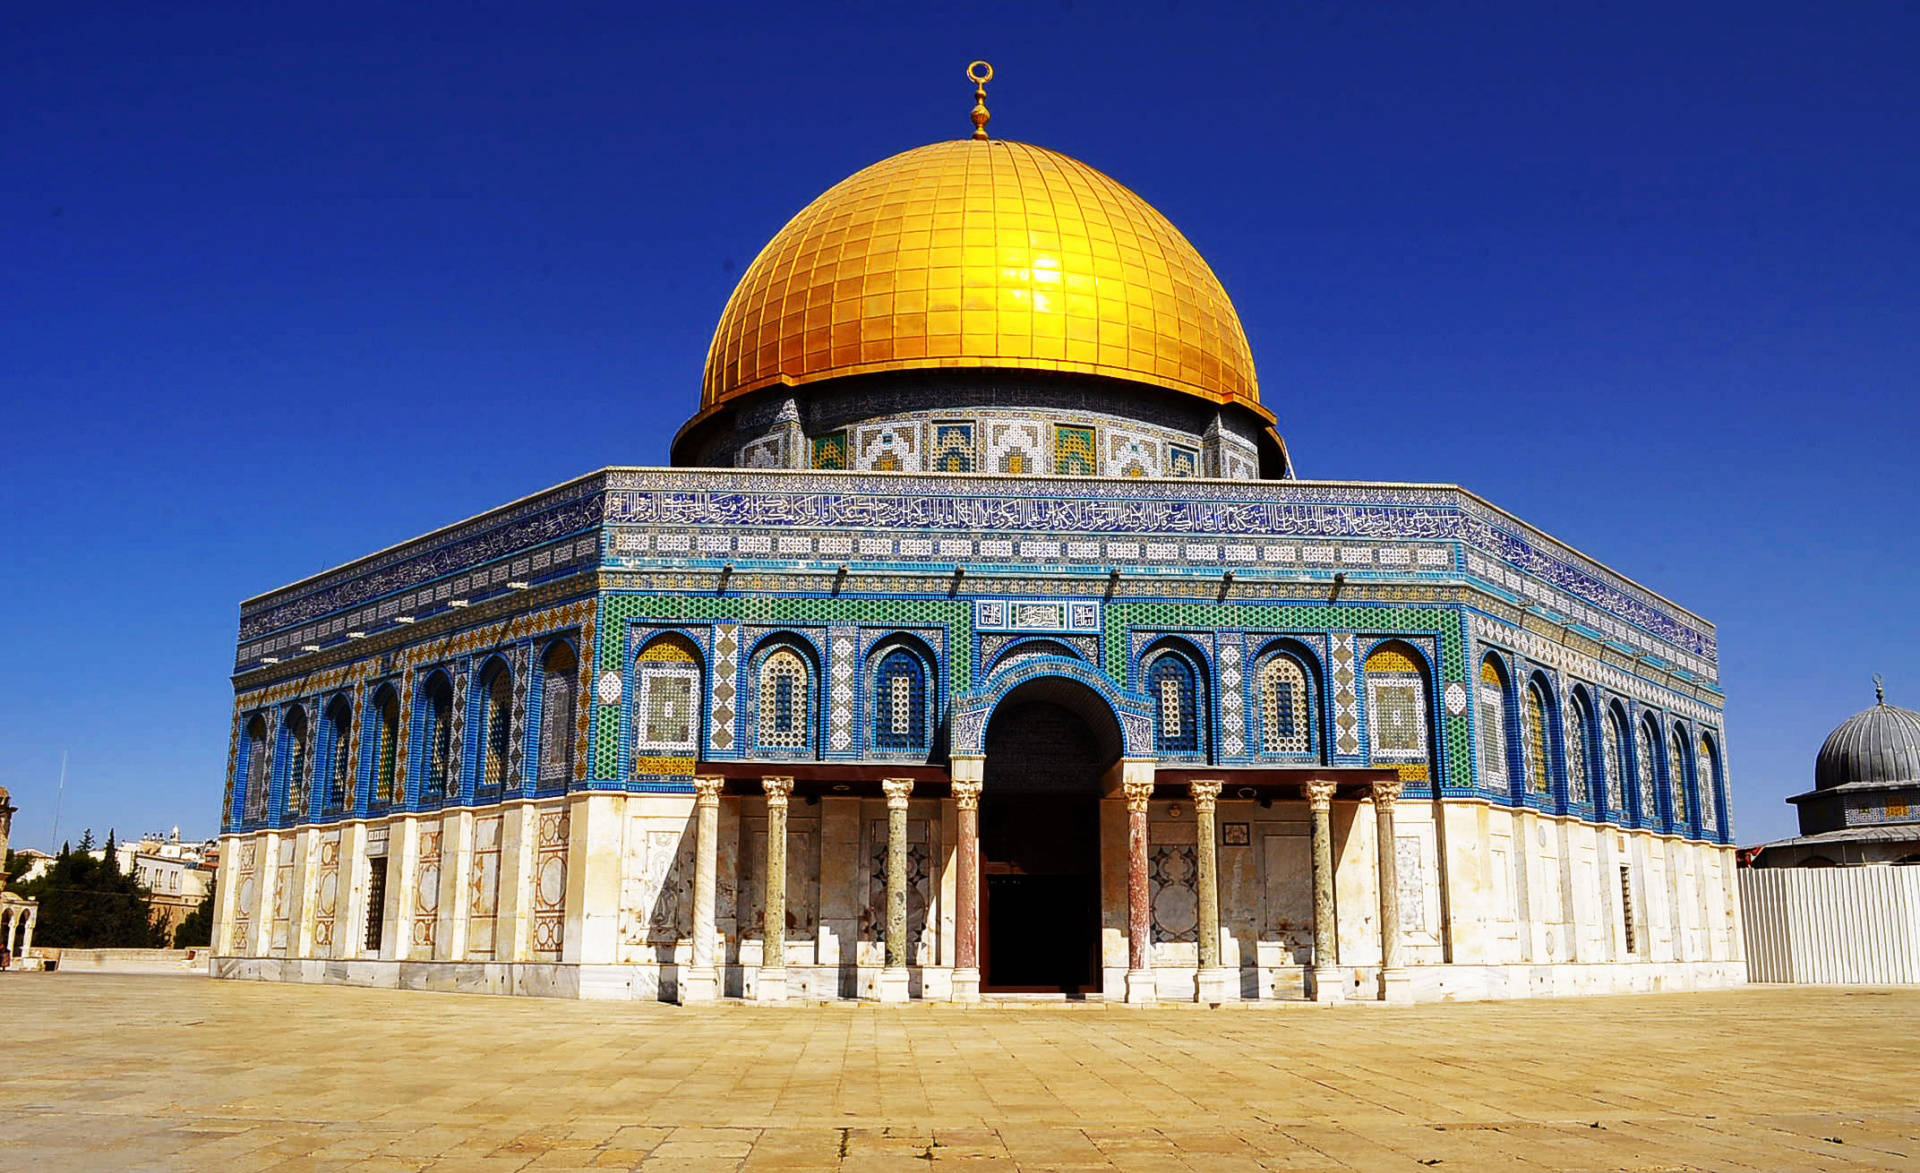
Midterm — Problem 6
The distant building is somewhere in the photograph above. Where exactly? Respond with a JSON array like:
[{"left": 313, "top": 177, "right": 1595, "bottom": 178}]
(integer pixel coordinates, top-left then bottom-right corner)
[
  {"left": 1749, "top": 681, "right": 1920, "bottom": 867},
  {"left": 91, "top": 830, "right": 216, "bottom": 942},
  {"left": 11, "top": 848, "right": 55, "bottom": 885},
  {"left": 1, "top": 787, "right": 40, "bottom": 961}
]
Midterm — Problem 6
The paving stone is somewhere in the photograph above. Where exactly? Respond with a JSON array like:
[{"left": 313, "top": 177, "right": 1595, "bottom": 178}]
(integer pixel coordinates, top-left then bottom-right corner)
[{"left": 5, "top": 976, "right": 1920, "bottom": 1171}]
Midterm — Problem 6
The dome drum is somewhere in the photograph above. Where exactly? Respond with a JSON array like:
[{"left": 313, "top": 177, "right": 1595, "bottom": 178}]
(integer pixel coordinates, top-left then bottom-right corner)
[{"left": 674, "top": 369, "right": 1285, "bottom": 478}]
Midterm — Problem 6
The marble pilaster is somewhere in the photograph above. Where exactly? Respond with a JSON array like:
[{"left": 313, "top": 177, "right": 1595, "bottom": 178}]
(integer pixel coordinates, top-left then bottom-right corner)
[
  {"left": 1372, "top": 778, "right": 1411, "bottom": 1003},
  {"left": 682, "top": 776, "right": 724, "bottom": 1003},
  {"left": 1189, "top": 780, "right": 1232, "bottom": 1004},
  {"left": 1123, "top": 772, "right": 1157, "bottom": 1005},
  {"left": 878, "top": 777, "right": 914, "bottom": 1002},
  {"left": 1307, "top": 779, "right": 1342, "bottom": 1003},
  {"left": 757, "top": 777, "right": 793, "bottom": 1003},
  {"left": 951, "top": 773, "right": 983, "bottom": 1002}
]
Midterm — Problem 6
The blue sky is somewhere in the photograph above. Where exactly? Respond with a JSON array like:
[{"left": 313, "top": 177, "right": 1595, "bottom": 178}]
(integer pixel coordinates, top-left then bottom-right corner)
[{"left": 4, "top": 1, "right": 1915, "bottom": 848}]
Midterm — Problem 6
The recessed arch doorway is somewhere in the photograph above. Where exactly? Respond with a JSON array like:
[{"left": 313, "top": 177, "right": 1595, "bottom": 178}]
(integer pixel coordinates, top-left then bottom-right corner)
[{"left": 980, "top": 675, "right": 1122, "bottom": 994}]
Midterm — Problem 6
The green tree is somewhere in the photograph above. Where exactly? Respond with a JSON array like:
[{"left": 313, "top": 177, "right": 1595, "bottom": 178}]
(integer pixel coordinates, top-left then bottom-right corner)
[
  {"left": 173, "top": 884, "right": 215, "bottom": 949},
  {"left": 13, "top": 832, "right": 163, "bottom": 949}
]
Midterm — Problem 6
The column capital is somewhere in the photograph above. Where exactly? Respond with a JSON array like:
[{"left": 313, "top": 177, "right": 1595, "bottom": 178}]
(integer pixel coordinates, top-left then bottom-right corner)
[
  {"left": 761, "top": 776, "right": 794, "bottom": 806},
  {"left": 1371, "top": 778, "right": 1404, "bottom": 807},
  {"left": 1187, "top": 779, "right": 1224, "bottom": 812},
  {"left": 693, "top": 776, "right": 725, "bottom": 805},
  {"left": 1304, "top": 778, "right": 1338, "bottom": 812},
  {"left": 951, "top": 778, "right": 983, "bottom": 810},
  {"left": 1123, "top": 777, "right": 1156, "bottom": 813},
  {"left": 882, "top": 777, "right": 915, "bottom": 809}
]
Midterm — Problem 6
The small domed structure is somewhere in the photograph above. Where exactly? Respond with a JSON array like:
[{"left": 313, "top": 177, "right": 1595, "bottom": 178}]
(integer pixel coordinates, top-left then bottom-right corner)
[
  {"left": 1814, "top": 681, "right": 1920, "bottom": 791},
  {"left": 1754, "top": 679, "right": 1920, "bottom": 867}
]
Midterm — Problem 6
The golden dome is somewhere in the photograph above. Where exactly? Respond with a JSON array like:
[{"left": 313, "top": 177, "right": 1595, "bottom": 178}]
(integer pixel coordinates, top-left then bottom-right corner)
[{"left": 698, "top": 139, "right": 1265, "bottom": 418}]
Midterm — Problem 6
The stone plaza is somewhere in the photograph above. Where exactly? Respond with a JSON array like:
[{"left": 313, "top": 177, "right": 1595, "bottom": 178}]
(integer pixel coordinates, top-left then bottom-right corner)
[{"left": 4, "top": 975, "right": 1917, "bottom": 1171}]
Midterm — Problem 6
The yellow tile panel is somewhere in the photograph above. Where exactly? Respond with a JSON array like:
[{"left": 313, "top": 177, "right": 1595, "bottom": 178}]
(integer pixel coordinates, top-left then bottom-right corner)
[{"left": 701, "top": 139, "right": 1261, "bottom": 413}]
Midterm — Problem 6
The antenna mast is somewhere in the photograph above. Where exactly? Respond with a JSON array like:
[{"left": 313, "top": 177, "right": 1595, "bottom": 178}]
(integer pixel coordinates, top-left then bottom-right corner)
[{"left": 50, "top": 750, "right": 68, "bottom": 848}]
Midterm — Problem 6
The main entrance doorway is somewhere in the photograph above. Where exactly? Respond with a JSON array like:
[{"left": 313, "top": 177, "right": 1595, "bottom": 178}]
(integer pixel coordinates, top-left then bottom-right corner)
[{"left": 980, "top": 683, "right": 1116, "bottom": 993}]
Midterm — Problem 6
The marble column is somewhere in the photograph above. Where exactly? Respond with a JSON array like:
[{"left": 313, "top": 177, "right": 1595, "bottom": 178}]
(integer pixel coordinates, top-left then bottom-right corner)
[
  {"left": 1307, "top": 778, "right": 1343, "bottom": 1003},
  {"left": 951, "top": 776, "right": 983, "bottom": 1002},
  {"left": 1373, "top": 778, "right": 1411, "bottom": 1003},
  {"left": 20, "top": 911, "right": 34, "bottom": 962},
  {"left": 681, "top": 776, "right": 724, "bottom": 1004},
  {"left": 1189, "top": 779, "right": 1232, "bottom": 1004},
  {"left": 879, "top": 778, "right": 914, "bottom": 1002},
  {"left": 757, "top": 776, "right": 793, "bottom": 1003},
  {"left": 1123, "top": 775, "right": 1158, "bottom": 1004}
]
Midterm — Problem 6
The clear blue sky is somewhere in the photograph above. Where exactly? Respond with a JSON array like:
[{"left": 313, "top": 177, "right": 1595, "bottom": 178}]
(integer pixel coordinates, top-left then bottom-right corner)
[{"left": 4, "top": 2, "right": 1915, "bottom": 849}]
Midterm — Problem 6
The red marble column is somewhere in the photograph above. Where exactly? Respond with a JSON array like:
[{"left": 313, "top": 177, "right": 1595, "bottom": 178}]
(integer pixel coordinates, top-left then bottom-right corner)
[
  {"left": 952, "top": 777, "right": 982, "bottom": 1001},
  {"left": 1123, "top": 776, "right": 1156, "bottom": 1002}
]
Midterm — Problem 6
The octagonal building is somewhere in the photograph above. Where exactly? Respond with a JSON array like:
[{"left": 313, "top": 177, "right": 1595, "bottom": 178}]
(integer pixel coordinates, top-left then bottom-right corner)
[{"left": 210, "top": 86, "right": 1743, "bottom": 1003}]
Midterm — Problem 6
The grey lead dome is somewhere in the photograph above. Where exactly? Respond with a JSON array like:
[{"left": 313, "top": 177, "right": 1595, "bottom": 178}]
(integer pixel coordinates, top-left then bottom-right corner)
[{"left": 1814, "top": 684, "right": 1920, "bottom": 790}]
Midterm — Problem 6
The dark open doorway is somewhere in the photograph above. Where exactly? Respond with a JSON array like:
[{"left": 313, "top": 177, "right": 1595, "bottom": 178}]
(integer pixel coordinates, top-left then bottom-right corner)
[{"left": 980, "top": 683, "right": 1117, "bottom": 994}]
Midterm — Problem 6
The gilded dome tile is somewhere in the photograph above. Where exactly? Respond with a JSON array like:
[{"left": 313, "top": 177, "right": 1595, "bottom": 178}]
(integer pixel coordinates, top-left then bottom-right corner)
[{"left": 699, "top": 139, "right": 1264, "bottom": 419}]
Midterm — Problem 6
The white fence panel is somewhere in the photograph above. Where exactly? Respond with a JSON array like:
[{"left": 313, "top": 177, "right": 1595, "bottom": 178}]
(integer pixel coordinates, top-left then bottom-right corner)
[{"left": 1739, "top": 867, "right": 1920, "bottom": 983}]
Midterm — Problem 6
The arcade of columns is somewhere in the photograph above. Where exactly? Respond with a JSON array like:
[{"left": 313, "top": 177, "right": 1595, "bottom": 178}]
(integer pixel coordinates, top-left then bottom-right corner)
[
  {"left": 0, "top": 903, "right": 37, "bottom": 962},
  {"left": 680, "top": 774, "right": 1411, "bottom": 1005}
]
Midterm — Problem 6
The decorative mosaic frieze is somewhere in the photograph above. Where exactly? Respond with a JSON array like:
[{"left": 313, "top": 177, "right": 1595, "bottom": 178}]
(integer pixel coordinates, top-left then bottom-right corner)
[
  {"left": 239, "top": 469, "right": 1717, "bottom": 688},
  {"left": 710, "top": 624, "right": 739, "bottom": 752},
  {"left": 980, "top": 632, "right": 1099, "bottom": 671},
  {"left": 1102, "top": 427, "right": 1162, "bottom": 478},
  {"left": 506, "top": 645, "right": 529, "bottom": 789},
  {"left": 1467, "top": 614, "right": 1722, "bottom": 728},
  {"left": 828, "top": 629, "right": 856, "bottom": 753},
  {"left": 853, "top": 421, "right": 922, "bottom": 472},
  {"left": 986, "top": 420, "right": 1044, "bottom": 474},
  {"left": 975, "top": 598, "right": 1101, "bottom": 633},
  {"left": 1218, "top": 638, "right": 1244, "bottom": 757},
  {"left": 739, "top": 432, "right": 787, "bottom": 470},
  {"left": 1330, "top": 633, "right": 1360, "bottom": 756}
]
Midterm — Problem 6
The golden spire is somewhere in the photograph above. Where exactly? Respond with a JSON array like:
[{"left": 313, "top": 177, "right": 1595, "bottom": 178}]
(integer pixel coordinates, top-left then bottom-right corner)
[{"left": 968, "top": 60, "right": 993, "bottom": 140}]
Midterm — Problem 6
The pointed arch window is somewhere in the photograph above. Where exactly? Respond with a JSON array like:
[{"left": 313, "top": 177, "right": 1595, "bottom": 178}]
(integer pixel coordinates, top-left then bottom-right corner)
[
  {"left": 1565, "top": 690, "right": 1594, "bottom": 805},
  {"left": 1260, "top": 655, "right": 1311, "bottom": 754},
  {"left": 1635, "top": 716, "right": 1660, "bottom": 825},
  {"left": 635, "top": 636, "right": 703, "bottom": 776},
  {"left": 1147, "top": 651, "right": 1202, "bottom": 755},
  {"left": 241, "top": 715, "right": 271, "bottom": 824},
  {"left": 420, "top": 674, "right": 454, "bottom": 801},
  {"left": 1603, "top": 704, "right": 1628, "bottom": 816},
  {"left": 322, "top": 697, "right": 353, "bottom": 814},
  {"left": 1365, "top": 642, "right": 1430, "bottom": 782},
  {"left": 1478, "top": 657, "right": 1510, "bottom": 790},
  {"left": 476, "top": 659, "right": 512, "bottom": 792},
  {"left": 1698, "top": 734, "right": 1722, "bottom": 836},
  {"left": 283, "top": 706, "right": 311, "bottom": 822},
  {"left": 537, "top": 642, "right": 578, "bottom": 787},
  {"left": 1668, "top": 726, "right": 1692, "bottom": 829},
  {"left": 759, "top": 648, "right": 811, "bottom": 750},
  {"left": 1523, "top": 681, "right": 1551, "bottom": 796},
  {"left": 873, "top": 648, "right": 928, "bottom": 752},
  {"left": 368, "top": 685, "right": 401, "bottom": 805}
]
